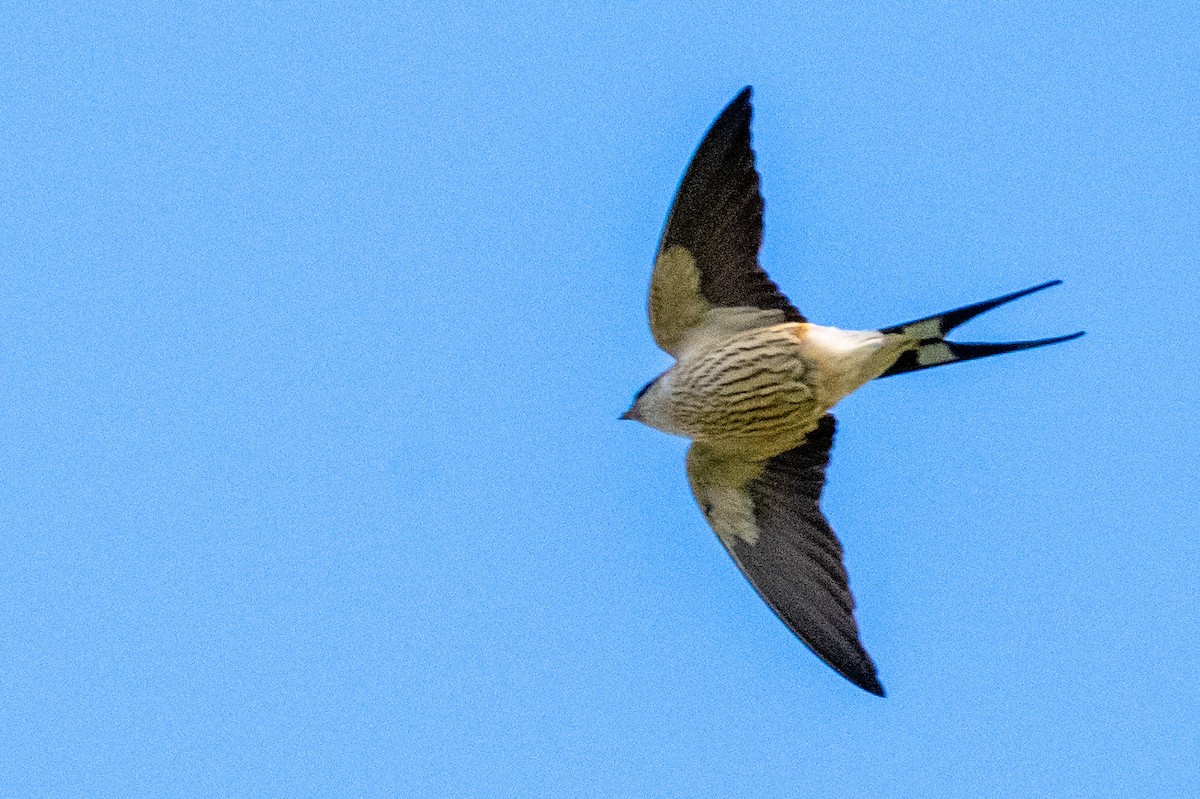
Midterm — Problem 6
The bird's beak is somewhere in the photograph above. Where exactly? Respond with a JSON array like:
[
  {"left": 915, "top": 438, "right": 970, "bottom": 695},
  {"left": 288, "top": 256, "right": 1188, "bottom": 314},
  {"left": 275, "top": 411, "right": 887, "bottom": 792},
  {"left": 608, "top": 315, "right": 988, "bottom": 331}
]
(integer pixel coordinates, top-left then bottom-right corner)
[{"left": 620, "top": 408, "right": 637, "bottom": 421}]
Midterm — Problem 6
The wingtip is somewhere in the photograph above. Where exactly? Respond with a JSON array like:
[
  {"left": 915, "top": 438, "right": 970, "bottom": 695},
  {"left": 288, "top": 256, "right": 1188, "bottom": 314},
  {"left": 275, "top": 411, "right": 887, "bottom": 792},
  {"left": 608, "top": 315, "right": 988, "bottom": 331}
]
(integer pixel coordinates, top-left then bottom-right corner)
[
  {"left": 849, "top": 669, "right": 886, "bottom": 697},
  {"left": 724, "top": 86, "right": 753, "bottom": 118}
]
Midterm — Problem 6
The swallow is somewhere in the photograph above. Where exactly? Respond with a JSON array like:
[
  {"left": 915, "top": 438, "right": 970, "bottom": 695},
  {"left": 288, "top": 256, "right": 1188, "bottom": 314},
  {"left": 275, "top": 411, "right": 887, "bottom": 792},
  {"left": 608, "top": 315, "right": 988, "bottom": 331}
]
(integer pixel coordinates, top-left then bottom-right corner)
[{"left": 623, "top": 87, "right": 1082, "bottom": 696}]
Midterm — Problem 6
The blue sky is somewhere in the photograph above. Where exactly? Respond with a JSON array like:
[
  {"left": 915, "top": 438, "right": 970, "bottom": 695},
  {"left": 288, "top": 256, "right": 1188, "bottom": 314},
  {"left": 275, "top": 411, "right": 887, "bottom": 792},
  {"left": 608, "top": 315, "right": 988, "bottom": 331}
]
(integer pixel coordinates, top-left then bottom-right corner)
[{"left": 2, "top": 2, "right": 1198, "bottom": 797}]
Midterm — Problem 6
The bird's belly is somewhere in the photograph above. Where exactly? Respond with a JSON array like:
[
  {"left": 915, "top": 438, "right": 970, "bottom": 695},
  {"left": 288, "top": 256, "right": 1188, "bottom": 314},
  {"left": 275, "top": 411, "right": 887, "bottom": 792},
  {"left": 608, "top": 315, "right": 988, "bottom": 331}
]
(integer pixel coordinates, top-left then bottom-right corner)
[{"left": 668, "top": 334, "right": 823, "bottom": 459}]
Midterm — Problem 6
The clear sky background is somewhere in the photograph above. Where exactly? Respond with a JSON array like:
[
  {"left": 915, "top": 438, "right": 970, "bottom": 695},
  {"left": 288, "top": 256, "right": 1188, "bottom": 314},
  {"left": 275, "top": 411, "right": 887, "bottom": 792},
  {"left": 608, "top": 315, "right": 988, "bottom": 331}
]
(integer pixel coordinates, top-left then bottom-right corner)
[{"left": 2, "top": 2, "right": 1198, "bottom": 797}]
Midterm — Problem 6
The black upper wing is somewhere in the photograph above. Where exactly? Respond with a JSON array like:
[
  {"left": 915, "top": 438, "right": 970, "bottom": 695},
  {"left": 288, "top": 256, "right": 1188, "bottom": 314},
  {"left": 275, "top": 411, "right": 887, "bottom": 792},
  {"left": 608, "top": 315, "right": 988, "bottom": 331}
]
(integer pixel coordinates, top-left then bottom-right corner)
[{"left": 649, "top": 88, "right": 804, "bottom": 353}]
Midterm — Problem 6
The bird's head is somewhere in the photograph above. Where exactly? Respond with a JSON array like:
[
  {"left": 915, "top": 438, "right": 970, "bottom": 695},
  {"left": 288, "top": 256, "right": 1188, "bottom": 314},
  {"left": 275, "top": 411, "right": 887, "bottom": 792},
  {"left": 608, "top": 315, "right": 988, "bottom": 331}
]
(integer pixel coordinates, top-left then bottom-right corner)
[{"left": 621, "top": 374, "right": 670, "bottom": 428}]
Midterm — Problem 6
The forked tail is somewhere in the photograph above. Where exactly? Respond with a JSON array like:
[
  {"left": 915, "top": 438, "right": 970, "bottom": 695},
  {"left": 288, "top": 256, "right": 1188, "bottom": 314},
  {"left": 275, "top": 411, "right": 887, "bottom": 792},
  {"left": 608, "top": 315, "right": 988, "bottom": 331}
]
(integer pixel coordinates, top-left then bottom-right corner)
[{"left": 878, "top": 280, "right": 1084, "bottom": 378}]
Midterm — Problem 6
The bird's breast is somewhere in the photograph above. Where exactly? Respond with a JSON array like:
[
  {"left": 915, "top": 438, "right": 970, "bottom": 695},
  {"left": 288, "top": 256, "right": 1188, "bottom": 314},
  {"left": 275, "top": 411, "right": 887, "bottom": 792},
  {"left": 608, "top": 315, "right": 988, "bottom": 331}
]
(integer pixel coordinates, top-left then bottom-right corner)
[{"left": 666, "top": 325, "right": 824, "bottom": 458}]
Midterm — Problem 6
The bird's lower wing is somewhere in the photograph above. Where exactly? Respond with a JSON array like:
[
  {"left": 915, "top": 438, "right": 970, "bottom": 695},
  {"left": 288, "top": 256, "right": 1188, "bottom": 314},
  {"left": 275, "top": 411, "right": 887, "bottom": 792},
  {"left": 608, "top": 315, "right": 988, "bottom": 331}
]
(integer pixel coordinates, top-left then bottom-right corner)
[{"left": 685, "top": 415, "right": 883, "bottom": 696}]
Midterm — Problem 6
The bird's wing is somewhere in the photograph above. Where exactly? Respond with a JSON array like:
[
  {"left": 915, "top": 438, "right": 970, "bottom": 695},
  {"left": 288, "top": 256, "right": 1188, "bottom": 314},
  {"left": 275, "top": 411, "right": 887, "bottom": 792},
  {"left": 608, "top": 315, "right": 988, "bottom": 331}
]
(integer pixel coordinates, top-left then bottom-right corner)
[
  {"left": 685, "top": 415, "right": 883, "bottom": 695},
  {"left": 649, "top": 87, "right": 804, "bottom": 356}
]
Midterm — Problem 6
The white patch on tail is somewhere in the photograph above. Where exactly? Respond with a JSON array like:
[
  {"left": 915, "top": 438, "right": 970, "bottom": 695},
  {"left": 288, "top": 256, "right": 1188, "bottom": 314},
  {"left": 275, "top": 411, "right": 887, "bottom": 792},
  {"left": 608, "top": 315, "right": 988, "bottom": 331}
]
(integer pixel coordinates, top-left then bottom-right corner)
[
  {"left": 917, "top": 341, "right": 956, "bottom": 367},
  {"left": 902, "top": 318, "right": 945, "bottom": 340}
]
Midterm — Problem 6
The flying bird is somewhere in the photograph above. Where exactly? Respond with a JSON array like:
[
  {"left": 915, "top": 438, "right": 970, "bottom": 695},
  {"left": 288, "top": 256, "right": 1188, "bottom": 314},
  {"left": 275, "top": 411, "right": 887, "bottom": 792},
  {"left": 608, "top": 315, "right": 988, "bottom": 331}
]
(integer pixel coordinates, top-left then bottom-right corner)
[{"left": 623, "top": 87, "right": 1082, "bottom": 696}]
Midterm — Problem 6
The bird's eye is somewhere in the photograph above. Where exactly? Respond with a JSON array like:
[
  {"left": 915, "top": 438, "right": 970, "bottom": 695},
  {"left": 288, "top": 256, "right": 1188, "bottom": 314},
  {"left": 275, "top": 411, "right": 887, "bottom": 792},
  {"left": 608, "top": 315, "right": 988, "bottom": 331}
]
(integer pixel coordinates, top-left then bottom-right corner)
[{"left": 633, "top": 378, "right": 657, "bottom": 402}]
